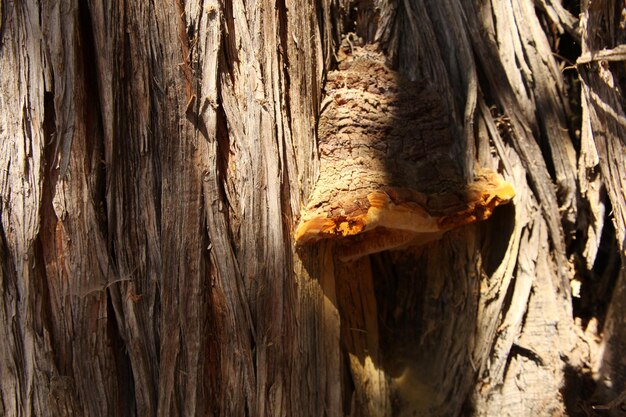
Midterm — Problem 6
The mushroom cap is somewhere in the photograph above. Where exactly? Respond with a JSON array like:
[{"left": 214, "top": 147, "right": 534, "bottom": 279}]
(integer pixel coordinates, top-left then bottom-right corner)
[
  {"left": 295, "top": 169, "right": 515, "bottom": 246},
  {"left": 295, "top": 44, "right": 515, "bottom": 259}
]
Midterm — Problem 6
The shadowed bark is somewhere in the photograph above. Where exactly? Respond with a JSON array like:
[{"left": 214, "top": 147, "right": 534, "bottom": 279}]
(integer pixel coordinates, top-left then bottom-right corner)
[{"left": 0, "top": 1, "right": 623, "bottom": 416}]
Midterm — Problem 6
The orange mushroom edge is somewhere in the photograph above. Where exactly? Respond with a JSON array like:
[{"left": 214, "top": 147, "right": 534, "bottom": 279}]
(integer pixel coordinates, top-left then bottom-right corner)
[{"left": 294, "top": 168, "right": 515, "bottom": 252}]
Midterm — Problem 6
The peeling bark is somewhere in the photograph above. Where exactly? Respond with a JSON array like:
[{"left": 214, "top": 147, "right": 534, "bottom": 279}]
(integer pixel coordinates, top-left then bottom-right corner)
[
  {"left": 0, "top": 1, "right": 623, "bottom": 416},
  {"left": 578, "top": 1, "right": 626, "bottom": 413}
]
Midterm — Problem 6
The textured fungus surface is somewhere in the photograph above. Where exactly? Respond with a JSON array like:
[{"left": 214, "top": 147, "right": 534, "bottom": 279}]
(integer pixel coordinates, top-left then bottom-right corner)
[{"left": 296, "top": 44, "right": 515, "bottom": 260}]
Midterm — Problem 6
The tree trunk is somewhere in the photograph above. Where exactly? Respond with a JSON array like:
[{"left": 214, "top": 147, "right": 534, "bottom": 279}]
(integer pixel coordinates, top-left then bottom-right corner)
[
  {"left": 0, "top": 1, "right": 623, "bottom": 416},
  {"left": 577, "top": 1, "right": 626, "bottom": 414}
]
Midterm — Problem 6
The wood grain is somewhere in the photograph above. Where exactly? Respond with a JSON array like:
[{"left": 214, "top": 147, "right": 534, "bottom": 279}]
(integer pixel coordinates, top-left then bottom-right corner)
[{"left": 0, "top": 1, "right": 620, "bottom": 416}]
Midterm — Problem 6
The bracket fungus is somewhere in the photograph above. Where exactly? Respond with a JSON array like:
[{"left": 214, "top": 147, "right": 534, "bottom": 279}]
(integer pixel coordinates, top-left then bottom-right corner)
[{"left": 295, "top": 43, "right": 515, "bottom": 261}]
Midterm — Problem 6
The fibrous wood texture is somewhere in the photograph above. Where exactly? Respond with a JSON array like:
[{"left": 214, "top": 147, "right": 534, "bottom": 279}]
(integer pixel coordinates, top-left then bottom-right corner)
[
  {"left": 0, "top": 0, "right": 623, "bottom": 417},
  {"left": 0, "top": 0, "right": 332, "bottom": 416},
  {"left": 578, "top": 1, "right": 626, "bottom": 412}
]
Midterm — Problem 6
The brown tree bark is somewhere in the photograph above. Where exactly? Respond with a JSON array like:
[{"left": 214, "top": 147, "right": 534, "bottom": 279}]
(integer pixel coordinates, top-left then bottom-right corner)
[
  {"left": 577, "top": 2, "right": 626, "bottom": 415},
  {"left": 0, "top": 1, "right": 623, "bottom": 416}
]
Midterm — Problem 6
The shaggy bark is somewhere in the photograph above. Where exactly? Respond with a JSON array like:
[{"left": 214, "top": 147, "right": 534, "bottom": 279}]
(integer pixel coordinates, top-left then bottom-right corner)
[
  {"left": 0, "top": 1, "right": 622, "bottom": 416},
  {"left": 577, "top": 1, "right": 626, "bottom": 414}
]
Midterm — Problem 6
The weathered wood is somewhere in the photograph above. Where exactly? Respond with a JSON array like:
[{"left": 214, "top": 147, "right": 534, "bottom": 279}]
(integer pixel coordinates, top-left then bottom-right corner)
[
  {"left": 578, "top": 0, "right": 626, "bottom": 411},
  {"left": 1, "top": 0, "right": 623, "bottom": 416}
]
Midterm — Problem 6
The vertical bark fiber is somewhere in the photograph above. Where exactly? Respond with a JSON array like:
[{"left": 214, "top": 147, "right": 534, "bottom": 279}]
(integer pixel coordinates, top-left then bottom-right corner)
[
  {"left": 578, "top": 1, "right": 626, "bottom": 413},
  {"left": 0, "top": 1, "right": 623, "bottom": 416}
]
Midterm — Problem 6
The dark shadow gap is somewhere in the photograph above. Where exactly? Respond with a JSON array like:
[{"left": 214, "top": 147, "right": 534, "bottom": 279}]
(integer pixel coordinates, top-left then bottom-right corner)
[{"left": 575, "top": 199, "right": 620, "bottom": 331}]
